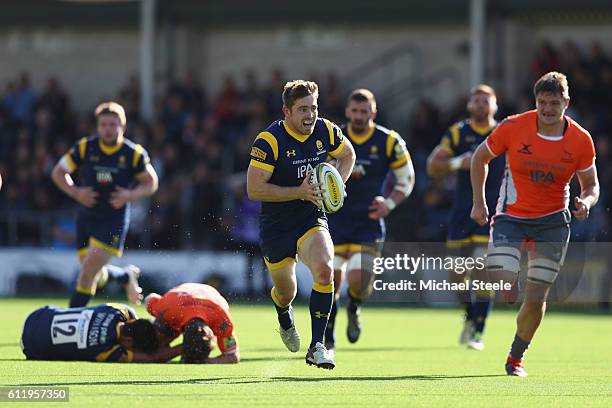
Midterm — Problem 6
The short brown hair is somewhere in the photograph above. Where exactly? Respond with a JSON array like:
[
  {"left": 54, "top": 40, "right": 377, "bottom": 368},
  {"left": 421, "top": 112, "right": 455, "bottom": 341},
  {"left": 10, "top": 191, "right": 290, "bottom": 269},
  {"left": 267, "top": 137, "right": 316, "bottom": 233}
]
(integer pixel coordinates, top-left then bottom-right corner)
[
  {"left": 470, "top": 84, "right": 496, "bottom": 99},
  {"left": 533, "top": 72, "right": 569, "bottom": 99},
  {"left": 348, "top": 88, "right": 377, "bottom": 111},
  {"left": 95, "top": 101, "right": 127, "bottom": 126},
  {"left": 282, "top": 80, "right": 318, "bottom": 109},
  {"left": 181, "top": 319, "right": 213, "bottom": 364},
  {"left": 122, "top": 319, "right": 159, "bottom": 354}
]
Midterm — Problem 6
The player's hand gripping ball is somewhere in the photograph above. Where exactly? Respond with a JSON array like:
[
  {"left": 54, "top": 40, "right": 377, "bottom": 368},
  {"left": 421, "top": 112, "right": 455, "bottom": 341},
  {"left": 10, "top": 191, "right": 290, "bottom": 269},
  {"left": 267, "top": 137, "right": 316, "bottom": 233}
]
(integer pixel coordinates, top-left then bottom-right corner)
[{"left": 309, "top": 162, "right": 345, "bottom": 213}]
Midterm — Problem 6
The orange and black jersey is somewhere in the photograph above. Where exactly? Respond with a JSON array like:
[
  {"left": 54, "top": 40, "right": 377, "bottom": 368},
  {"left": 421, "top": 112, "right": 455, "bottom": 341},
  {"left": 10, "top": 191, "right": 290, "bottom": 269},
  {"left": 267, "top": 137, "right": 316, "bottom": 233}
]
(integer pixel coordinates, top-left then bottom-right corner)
[{"left": 62, "top": 136, "right": 150, "bottom": 217}]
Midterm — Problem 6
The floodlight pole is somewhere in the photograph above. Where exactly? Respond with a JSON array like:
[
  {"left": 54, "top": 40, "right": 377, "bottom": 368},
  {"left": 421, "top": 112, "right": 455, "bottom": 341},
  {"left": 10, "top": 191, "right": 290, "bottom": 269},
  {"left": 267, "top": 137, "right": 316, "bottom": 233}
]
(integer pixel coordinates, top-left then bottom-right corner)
[
  {"left": 469, "top": 0, "right": 485, "bottom": 87},
  {"left": 140, "top": 0, "right": 156, "bottom": 121}
]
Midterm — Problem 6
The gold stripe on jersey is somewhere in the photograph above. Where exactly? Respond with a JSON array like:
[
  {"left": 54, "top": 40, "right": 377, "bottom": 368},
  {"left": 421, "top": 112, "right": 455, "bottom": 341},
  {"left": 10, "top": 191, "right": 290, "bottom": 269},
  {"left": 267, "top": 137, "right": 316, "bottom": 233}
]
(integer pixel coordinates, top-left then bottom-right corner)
[
  {"left": 470, "top": 122, "right": 495, "bottom": 136},
  {"left": 450, "top": 124, "right": 460, "bottom": 149},
  {"left": 390, "top": 155, "right": 409, "bottom": 169},
  {"left": 329, "top": 139, "right": 345, "bottom": 157},
  {"left": 439, "top": 137, "right": 454, "bottom": 154},
  {"left": 96, "top": 345, "right": 121, "bottom": 362},
  {"left": 98, "top": 136, "right": 124, "bottom": 156},
  {"left": 282, "top": 121, "right": 310, "bottom": 143},
  {"left": 250, "top": 159, "right": 274, "bottom": 172},
  {"left": 64, "top": 153, "right": 77, "bottom": 172},
  {"left": 132, "top": 144, "right": 144, "bottom": 168},
  {"left": 347, "top": 125, "right": 375, "bottom": 145},
  {"left": 78, "top": 137, "right": 88, "bottom": 160},
  {"left": 323, "top": 118, "right": 335, "bottom": 146},
  {"left": 255, "top": 132, "right": 279, "bottom": 161},
  {"left": 386, "top": 131, "right": 400, "bottom": 158},
  {"left": 107, "top": 303, "right": 132, "bottom": 319}
]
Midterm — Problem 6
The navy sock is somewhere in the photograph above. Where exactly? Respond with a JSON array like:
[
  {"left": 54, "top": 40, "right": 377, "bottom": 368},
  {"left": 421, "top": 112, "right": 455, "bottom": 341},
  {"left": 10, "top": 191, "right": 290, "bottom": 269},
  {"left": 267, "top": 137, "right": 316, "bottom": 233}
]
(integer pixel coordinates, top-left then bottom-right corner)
[
  {"left": 325, "top": 297, "right": 338, "bottom": 346},
  {"left": 347, "top": 289, "right": 361, "bottom": 314},
  {"left": 509, "top": 334, "right": 530, "bottom": 360},
  {"left": 465, "top": 301, "right": 475, "bottom": 321},
  {"left": 70, "top": 287, "right": 93, "bottom": 307},
  {"left": 460, "top": 288, "right": 475, "bottom": 321},
  {"left": 310, "top": 283, "right": 334, "bottom": 348},
  {"left": 473, "top": 298, "right": 494, "bottom": 334},
  {"left": 105, "top": 265, "right": 129, "bottom": 285},
  {"left": 271, "top": 287, "right": 293, "bottom": 330}
]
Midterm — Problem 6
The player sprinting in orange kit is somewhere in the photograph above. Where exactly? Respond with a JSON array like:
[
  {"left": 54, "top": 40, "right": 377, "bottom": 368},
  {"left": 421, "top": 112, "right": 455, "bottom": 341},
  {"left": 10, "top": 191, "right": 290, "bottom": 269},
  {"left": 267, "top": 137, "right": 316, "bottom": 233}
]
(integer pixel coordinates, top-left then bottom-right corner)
[
  {"left": 145, "top": 283, "right": 240, "bottom": 364},
  {"left": 470, "top": 72, "right": 599, "bottom": 376}
]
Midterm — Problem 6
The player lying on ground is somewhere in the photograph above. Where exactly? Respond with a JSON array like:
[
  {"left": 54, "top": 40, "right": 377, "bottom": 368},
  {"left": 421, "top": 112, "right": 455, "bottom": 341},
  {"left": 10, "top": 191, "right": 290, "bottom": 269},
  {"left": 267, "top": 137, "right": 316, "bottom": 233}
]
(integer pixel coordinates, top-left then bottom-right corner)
[
  {"left": 21, "top": 303, "right": 181, "bottom": 362},
  {"left": 145, "top": 283, "right": 240, "bottom": 364}
]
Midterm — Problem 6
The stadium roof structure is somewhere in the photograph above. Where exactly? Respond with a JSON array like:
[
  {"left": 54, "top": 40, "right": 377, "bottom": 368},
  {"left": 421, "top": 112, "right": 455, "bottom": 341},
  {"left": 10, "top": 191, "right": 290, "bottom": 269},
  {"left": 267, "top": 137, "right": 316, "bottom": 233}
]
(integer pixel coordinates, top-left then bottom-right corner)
[{"left": 2, "top": 0, "right": 612, "bottom": 27}]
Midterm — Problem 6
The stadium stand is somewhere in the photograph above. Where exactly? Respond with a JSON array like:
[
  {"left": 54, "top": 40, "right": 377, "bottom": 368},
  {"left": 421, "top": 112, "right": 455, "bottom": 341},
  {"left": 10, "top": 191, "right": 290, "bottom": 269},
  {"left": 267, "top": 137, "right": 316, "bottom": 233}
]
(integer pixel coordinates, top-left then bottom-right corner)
[{"left": 0, "top": 40, "right": 610, "bottom": 254}]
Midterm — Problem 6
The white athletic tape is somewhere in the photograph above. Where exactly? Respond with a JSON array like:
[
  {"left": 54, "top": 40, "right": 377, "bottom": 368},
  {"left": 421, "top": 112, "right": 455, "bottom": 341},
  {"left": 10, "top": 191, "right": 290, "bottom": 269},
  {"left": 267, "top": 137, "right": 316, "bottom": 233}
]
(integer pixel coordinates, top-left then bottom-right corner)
[
  {"left": 471, "top": 245, "right": 488, "bottom": 260},
  {"left": 527, "top": 258, "right": 559, "bottom": 284},
  {"left": 347, "top": 252, "right": 376, "bottom": 273},
  {"left": 485, "top": 246, "right": 521, "bottom": 274},
  {"left": 58, "top": 156, "right": 73, "bottom": 172},
  {"left": 391, "top": 163, "right": 414, "bottom": 195},
  {"left": 333, "top": 255, "right": 347, "bottom": 274}
]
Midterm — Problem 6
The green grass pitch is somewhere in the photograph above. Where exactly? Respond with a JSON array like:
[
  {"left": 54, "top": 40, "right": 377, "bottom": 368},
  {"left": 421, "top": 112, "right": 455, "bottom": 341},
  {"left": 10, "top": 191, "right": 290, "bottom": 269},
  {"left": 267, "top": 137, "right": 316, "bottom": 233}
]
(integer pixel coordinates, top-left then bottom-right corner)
[{"left": 1, "top": 298, "right": 611, "bottom": 407}]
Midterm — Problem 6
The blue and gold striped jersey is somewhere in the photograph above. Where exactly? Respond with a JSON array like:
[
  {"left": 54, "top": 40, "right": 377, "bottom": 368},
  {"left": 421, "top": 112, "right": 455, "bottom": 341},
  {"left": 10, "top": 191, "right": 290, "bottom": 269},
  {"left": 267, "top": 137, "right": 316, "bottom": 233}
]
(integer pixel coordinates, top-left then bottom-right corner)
[
  {"left": 333, "top": 124, "right": 409, "bottom": 218},
  {"left": 62, "top": 136, "right": 150, "bottom": 217},
  {"left": 438, "top": 119, "right": 505, "bottom": 239},
  {"left": 249, "top": 118, "right": 345, "bottom": 240},
  {"left": 22, "top": 303, "right": 137, "bottom": 362}
]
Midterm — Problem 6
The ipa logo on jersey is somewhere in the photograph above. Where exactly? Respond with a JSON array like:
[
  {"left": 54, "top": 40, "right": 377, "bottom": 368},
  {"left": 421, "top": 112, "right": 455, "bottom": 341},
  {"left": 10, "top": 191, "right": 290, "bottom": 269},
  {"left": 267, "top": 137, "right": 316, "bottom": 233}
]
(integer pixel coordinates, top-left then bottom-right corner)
[
  {"left": 96, "top": 170, "right": 113, "bottom": 184},
  {"left": 310, "top": 162, "right": 345, "bottom": 213}
]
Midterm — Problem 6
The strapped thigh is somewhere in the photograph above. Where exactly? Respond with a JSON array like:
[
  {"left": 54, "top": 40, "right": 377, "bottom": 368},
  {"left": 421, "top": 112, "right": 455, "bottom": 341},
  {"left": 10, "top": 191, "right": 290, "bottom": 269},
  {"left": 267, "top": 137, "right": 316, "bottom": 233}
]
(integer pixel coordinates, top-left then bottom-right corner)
[
  {"left": 485, "top": 245, "right": 521, "bottom": 274},
  {"left": 527, "top": 258, "right": 559, "bottom": 285}
]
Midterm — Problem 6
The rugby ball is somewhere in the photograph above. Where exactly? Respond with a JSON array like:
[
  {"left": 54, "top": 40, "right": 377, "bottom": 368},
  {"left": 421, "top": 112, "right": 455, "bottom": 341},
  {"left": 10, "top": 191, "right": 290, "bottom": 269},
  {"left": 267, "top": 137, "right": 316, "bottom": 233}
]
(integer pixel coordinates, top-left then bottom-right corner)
[{"left": 310, "top": 162, "right": 345, "bottom": 213}]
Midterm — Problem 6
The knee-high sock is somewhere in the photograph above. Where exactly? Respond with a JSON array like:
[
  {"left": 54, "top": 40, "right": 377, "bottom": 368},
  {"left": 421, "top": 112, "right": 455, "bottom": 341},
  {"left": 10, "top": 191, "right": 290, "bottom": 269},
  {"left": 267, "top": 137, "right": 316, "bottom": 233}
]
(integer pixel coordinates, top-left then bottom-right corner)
[
  {"left": 460, "top": 289, "right": 475, "bottom": 321},
  {"left": 310, "top": 282, "right": 334, "bottom": 348},
  {"left": 325, "top": 297, "right": 338, "bottom": 346},
  {"left": 347, "top": 288, "right": 362, "bottom": 314},
  {"left": 105, "top": 265, "right": 129, "bottom": 285},
  {"left": 472, "top": 297, "right": 494, "bottom": 334},
  {"left": 271, "top": 287, "right": 294, "bottom": 330},
  {"left": 509, "top": 334, "right": 530, "bottom": 360},
  {"left": 70, "top": 285, "right": 95, "bottom": 307}
]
